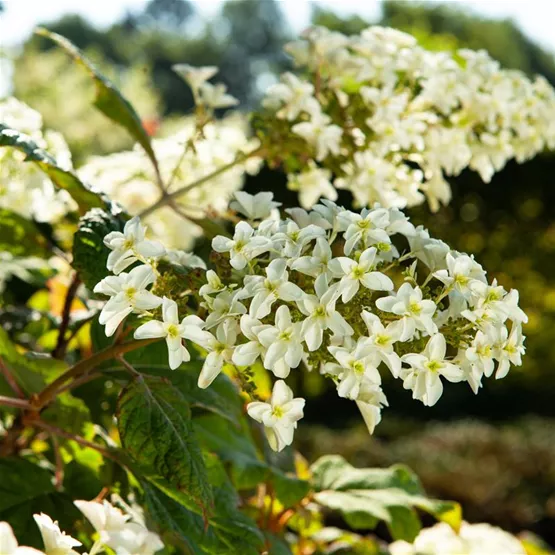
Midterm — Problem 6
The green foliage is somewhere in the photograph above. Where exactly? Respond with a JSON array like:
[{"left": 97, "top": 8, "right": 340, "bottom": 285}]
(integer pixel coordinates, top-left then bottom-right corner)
[
  {"left": 35, "top": 28, "right": 162, "bottom": 179},
  {"left": 0, "top": 209, "right": 50, "bottom": 258},
  {"left": 117, "top": 375, "right": 213, "bottom": 511},
  {"left": 72, "top": 207, "right": 126, "bottom": 291},
  {"left": 310, "top": 455, "right": 461, "bottom": 542},
  {"left": 0, "top": 124, "right": 104, "bottom": 213}
]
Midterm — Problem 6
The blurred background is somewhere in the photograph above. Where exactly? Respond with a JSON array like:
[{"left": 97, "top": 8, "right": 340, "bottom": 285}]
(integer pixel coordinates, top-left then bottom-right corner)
[{"left": 1, "top": 0, "right": 555, "bottom": 546}]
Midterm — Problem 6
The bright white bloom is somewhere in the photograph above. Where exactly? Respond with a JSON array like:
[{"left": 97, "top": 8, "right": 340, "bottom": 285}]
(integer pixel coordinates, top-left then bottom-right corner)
[
  {"left": 258, "top": 305, "right": 304, "bottom": 378},
  {"left": 376, "top": 283, "right": 438, "bottom": 341},
  {"left": 232, "top": 315, "right": 270, "bottom": 367},
  {"left": 33, "top": 514, "right": 81, "bottom": 555},
  {"left": 465, "top": 329, "right": 497, "bottom": 378},
  {"left": 247, "top": 380, "right": 305, "bottom": 452},
  {"left": 361, "top": 311, "right": 402, "bottom": 377},
  {"left": 401, "top": 334, "right": 463, "bottom": 406},
  {"left": 433, "top": 252, "right": 487, "bottom": 298},
  {"left": 183, "top": 320, "right": 237, "bottom": 388},
  {"left": 356, "top": 379, "right": 389, "bottom": 434},
  {"left": 203, "top": 290, "right": 247, "bottom": 332},
  {"left": 198, "top": 82, "right": 239, "bottom": 109},
  {"left": 230, "top": 191, "right": 281, "bottom": 220},
  {"left": 94, "top": 265, "right": 162, "bottom": 336},
  {"left": 493, "top": 324, "right": 525, "bottom": 379},
  {"left": 329, "top": 247, "right": 393, "bottom": 303},
  {"left": 299, "top": 275, "right": 353, "bottom": 351},
  {"left": 212, "top": 221, "right": 272, "bottom": 270},
  {"left": 0, "top": 521, "right": 44, "bottom": 555},
  {"left": 274, "top": 220, "right": 326, "bottom": 258},
  {"left": 262, "top": 72, "right": 320, "bottom": 120},
  {"left": 292, "top": 115, "right": 343, "bottom": 161},
  {"left": 199, "top": 270, "right": 227, "bottom": 296},
  {"left": 327, "top": 339, "right": 381, "bottom": 399},
  {"left": 389, "top": 521, "right": 525, "bottom": 555},
  {"left": 290, "top": 237, "right": 333, "bottom": 279},
  {"left": 165, "top": 250, "right": 206, "bottom": 269},
  {"left": 74, "top": 500, "right": 163, "bottom": 555},
  {"left": 134, "top": 297, "right": 204, "bottom": 370},
  {"left": 104, "top": 216, "right": 165, "bottom": 275},
  {"left": 243, "top": 258, "right": 304, "bottom": 319}
]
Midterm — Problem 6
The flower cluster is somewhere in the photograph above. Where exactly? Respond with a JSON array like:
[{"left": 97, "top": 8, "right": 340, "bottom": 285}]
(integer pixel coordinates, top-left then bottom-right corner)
[
  {"left": 0, "top": 97, "right": 76, "bottom": 223},
  {"left": 389, "top": 521, "right": 525, "bottom": 555},
  {"left": 260, "top": 26, "right": 555, "bottom": 211},
  {"left": 78, "top": 113, "right": 261, "bottom": 250},
  {"left": 0, "top": 497, "right": 162, "bottom": 555},
  {"left": 95, "top": 192, "right": 526, "bottom": 451}
]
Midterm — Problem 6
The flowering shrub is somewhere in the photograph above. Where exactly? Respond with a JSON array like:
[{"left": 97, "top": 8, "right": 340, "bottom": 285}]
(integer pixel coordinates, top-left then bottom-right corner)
[{"left": 0, "top": 25, "right": 537, "bottom": 554}]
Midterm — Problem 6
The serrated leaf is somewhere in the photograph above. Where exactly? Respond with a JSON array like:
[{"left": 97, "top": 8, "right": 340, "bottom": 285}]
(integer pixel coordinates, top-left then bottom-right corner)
[
  {"left": 0, "top": 209, "right": 50, "bottom": 258},
  {"left": 117, "top": 375, "right": 212, "bottom": 511},
  {"left": 36, "top": 28, "right": 161, "bottom": 183},
  {"left": 0, "top": 124, "right": 104, "bottom": 213},
  {"left": 311, "top": 455, "right": 461, "bottom": 542}
]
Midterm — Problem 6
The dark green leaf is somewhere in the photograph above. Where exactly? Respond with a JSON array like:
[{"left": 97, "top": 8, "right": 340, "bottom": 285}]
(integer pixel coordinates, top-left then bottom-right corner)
[
  {"left": 72, "top": 208, "right": 127, "bottom": 291},
  {"left": 0, "top": 124, "right": 104, "bottom": 213},
  {"left": 117, "top": 375, "right": 212, "bottom": 511},
  {"left": 36, "top": 28, "right": 161, "bottom": 182},
  {"left": 0, "top": 209, "right": 50, "bottom": 257}
]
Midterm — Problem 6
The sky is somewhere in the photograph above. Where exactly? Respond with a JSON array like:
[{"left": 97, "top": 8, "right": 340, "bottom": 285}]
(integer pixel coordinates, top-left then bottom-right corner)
[{"left": 1, "top": 0, "right": 555, "bottom": 94}]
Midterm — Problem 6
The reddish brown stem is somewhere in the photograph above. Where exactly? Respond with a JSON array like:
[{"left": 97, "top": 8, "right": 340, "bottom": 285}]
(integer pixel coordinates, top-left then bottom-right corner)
[
  {"left": 0, "top": 396, "right": 36, "bottom": 410},
  {"left": 0, "top": 356, "right": 25, "bottom": 399},
  {"left": 53, "top": 273, "right": 81, "bottom": 359}
]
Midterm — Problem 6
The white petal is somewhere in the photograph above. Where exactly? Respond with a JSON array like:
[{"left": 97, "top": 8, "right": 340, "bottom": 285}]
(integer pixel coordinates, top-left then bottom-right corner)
[
  {"left": 198, "top": 352, "right": 223, "bottom": 388},
  {"left": 134, "top": 320, "right": 166, "bottom": 340},
  {"left": 133, "top": 291, "right": 163, "bottom": 311},
  {"left": 136, "top": 240, "right": 165, "bottom": 258}
]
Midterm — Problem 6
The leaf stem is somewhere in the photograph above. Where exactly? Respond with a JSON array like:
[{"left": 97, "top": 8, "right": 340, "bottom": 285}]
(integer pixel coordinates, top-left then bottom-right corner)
[
  {"left": 139, "top": 147, "right": 262, "bottom": 218},
  {"left": 0, "top": 355, "right": 26, "bottom": 399}
]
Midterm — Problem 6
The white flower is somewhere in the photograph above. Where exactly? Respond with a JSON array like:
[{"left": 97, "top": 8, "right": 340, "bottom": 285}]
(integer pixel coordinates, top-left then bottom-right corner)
[
  {"left": 299, "top": 275, "right": 353, "bottom": 351},
  {"left": 262, "top": 72, "right": 320, "bottom": 120},
  {"left": 165, "top": 250, "right": 206, "bottom": 269},
  {"left": 401, "top": 334, "right": 463, "bottom": 406},
  {"left": 134, "top": 297, "right": 204, "bottom": 370},
  {"left": 183, "top": 320, "right": 236, "bottom": 388},
  {"left": 94, "top": 265, "right": 162, "bottom": 336},
  {"left": 327, "top": 339, "right": 381, "bottom": 399},
  {"left": 329, "top": 247, "right": 393, "bottom": 303},
  {"left": 408, "top": 226, "right": 450, "bottom": 271},
  {"left": 290, "top": 237, "right": 333, "bottom": 279},
  {"left": 231, "top": 315, "right": 270, "bottom": 367},
  {"left": 338, "top": 207, "right": 390, "bottom": 255},
  {"left": 465, "top": 329, "right": 496, "bottom": 378},
  {"left": 172, "top": 64, "right": 218, "bottom": 92},
  {"left": 292, "top": 114, "right": 343, "bottom": 161},
  {"left": 199, "top": 82, "right": 239, "bottom": 109},
  {"left": 361, "top": 311, "right": 403, "bottom": 377},
  {"left": 356, "top": 379, "right": 389, "bottom": 434},
  {"left": 104, "top": 216, "right": 165, "bottom": 275},
  {"left": 493, "top": 324, "right": 525, "bottom": 379},
  {"left": 0, "top": 521, "right": 44, "bottom": 555},
  {"left": 433, "top": 252, "right": 487, "bottom": 298},
  {"left": 247, "top": 380, "right": 305, "bottom": 452},
  {"left": 242, "top": 258, "right": 304, "bottom": 318},
  {"left": 287, "top": 164, "right": 337, "bottom": 209},
  {"left": 273, "top": 220, "right": 326, "bottom": 258},
  {"left": 199, "top": 270, "right": 227, "bottom": 296},
  {"left": 376, "top": 283, "right": 438, "bottom": 341},
  {"left": 258, "top": 305, "right": 304, "bottom": 378},
  {"left": 230, "top": 191, "right": 281, "bottom": 221},
  {"left": 203, "top": 290, "right": 247, "bottom": 331},
  {"left": 33, "top": 514, "right": 81, "bottom": 555},
  {"left": 212, "top": 221, "right": 272, "bottom": 270}
]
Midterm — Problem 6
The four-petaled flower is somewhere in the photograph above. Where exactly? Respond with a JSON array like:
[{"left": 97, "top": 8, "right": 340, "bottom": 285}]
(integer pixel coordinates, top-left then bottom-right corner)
[
  {"left": 33, "top": 514, "right": 81, "bottom": 555},
  {"left": 94, "top": 265, "right": 162, "bottom": 336},
  {"left": 247, "top": 380, "right": 305, "bottom": 452},
  {"left": 134, "top": 297, "right": 204, "bottom": 370}
]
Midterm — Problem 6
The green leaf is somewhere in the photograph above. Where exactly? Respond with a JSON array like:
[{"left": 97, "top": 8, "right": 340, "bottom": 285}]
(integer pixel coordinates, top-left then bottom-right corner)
[
  {"left": 310, "top": 455, "right": 462, "bottom": 542},
  {"left": 36, "top": 28, "right": 161, "bottom": 182},
  {"left": 270, "top": 468, "right": 310, "bottom": 509},
  {"left": 72, "top": 207, "right": 127, "bottom": 291},
  {"left": 0, "top": 124, "right": 104, "bottom": 213},
  {"left": 117, "top": 375, "right": 212, "bottom": 511},
  {"left": 193, "top": 413, "right": 269, "bottom": 490},
  {"left": 143, "top": 455, "right": 264, "bottom": 554},
  {"left": 0, "top": 209, "right": 50, "bottom": 258}
]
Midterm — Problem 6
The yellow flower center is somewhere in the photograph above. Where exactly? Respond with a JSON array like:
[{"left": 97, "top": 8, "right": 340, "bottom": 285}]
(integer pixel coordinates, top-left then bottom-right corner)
[
  {"left": 351, "top": 361, "right": 365, "bottom": 375},
  {"left": 125, "top": 287, "right": 137, "bottom": 300},
  {"left": 167, "top": 324, "right": 179, "bottom": 338},
  {"left": 279, "top": 330, "right": 292, "bottom": 341},
  {"left": 352, "top": 266, "right": 365, "bottom": 279},
  {"left": 272, "top": 405, "right": 285, "bottom": 418},
  {"left": 409, "top": 301, "right": 421, "bottom": 315},
  {"left": 426, "top": 360, "right": 442, "bottom": 372}
]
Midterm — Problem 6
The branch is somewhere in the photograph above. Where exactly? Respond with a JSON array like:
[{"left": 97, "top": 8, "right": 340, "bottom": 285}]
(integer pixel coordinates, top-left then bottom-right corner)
[
  {"left": 0, "top": 396, "right": 37, "bottom": 410},
  {"left": 53, "top": 273, "right": 81, "bottom": 359},
  {"left": 138, "top": 147, "right": 261, "bottom": 218},
  {"left": 34, "top": 338, "right": 160, "bottom": 409}
]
